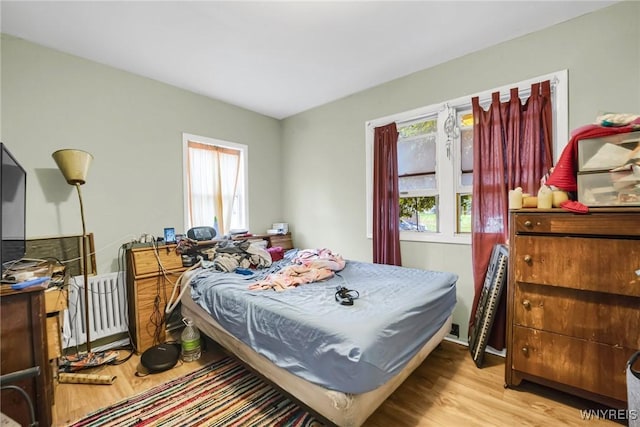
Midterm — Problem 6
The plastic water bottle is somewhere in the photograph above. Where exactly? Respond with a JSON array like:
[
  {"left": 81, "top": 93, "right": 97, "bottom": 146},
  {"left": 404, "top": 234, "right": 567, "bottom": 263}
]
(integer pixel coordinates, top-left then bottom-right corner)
[
  {"left": 213, "top": 216, "right": 220, "bottom": 238},
  {"left": 181, "top": 317, "right": 201, "bottom": 362}
]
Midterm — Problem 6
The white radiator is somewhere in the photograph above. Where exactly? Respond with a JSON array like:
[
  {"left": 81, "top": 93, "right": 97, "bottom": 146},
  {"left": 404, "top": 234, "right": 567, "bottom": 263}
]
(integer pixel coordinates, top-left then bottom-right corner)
[{"left": 63, "top": 271, "right": 129, "bottom": 350}]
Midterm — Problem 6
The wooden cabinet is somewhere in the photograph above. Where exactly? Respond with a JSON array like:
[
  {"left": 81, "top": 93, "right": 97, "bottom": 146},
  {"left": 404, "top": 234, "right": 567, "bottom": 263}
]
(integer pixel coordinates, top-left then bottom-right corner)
[
  {"left": 0, "top": 285, "right": 53, "bottom": 427},
  {"left": 266, "top": 233, "right": 294, "bottom": 250},
  {"left": 126, "top": 244, "right": 186, "bottom": 353},
  {"left": 232, "top": 232, "right": 294, "bottom": 250},
  {"left": 505, "top": 208, "right": 640, "bottom": 408},
  {"left": 45, "top": 287, "right": 68, "bottom": 361}
]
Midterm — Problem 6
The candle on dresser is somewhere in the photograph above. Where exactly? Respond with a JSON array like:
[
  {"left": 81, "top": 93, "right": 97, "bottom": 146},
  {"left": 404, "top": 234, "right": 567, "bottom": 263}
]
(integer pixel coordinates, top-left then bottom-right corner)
[
  {"left": 509, "top": 188, "right": 523, "bottom": 209},
  {"left": 537, "top": 186, "right": 553, "bottom": 209}
]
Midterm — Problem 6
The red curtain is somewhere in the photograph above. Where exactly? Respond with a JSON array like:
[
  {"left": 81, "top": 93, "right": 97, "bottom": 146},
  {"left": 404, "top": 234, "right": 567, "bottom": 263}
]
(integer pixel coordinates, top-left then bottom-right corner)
[
  {"left": 469, "top": 81, "right": 553, "bottom": 350},
  {"left": 373, "top": 123, "right": 402, "bottom": 266}
]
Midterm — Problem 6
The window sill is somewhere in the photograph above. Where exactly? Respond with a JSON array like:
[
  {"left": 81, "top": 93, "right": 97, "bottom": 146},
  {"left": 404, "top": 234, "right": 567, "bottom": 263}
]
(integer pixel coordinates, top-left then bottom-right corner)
[{"left": 367, "top": 232, "right": 471, "bottom": 245}]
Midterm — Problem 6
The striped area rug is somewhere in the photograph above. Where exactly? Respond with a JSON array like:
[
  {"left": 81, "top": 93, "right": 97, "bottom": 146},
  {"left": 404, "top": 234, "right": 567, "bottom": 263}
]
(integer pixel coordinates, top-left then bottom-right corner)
[{"left": 69, "top": 357, "right": 322, "bottom": 427}]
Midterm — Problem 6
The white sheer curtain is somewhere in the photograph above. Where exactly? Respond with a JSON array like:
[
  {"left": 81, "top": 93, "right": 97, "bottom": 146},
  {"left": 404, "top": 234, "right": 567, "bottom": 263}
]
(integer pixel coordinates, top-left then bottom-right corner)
[{"left": 187, "top": 141, "right": 241, "bottom": 235}]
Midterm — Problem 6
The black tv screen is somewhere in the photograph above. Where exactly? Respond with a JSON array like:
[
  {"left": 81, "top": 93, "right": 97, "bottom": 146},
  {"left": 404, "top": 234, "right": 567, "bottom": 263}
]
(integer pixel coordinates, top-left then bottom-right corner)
[{"left": 1, "top": 143, "right": 26, "bottom": 267}]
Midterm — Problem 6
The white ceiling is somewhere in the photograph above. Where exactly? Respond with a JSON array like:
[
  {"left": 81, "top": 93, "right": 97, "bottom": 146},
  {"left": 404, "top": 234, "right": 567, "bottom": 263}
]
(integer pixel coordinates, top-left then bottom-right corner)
[{"left": 1, "top": 1, "right": 617, "bottom": 119}]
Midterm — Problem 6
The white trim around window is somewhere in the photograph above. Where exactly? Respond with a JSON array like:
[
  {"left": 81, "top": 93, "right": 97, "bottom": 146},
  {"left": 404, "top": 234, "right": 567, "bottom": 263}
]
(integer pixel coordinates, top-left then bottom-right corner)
[{"left": 365, "top": 70, "right": 568, "bottom": 245}]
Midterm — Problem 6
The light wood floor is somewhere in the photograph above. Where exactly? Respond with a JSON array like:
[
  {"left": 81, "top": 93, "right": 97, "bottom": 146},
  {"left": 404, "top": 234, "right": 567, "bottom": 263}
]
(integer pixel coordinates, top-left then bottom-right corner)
[{"left": 53, "top": 340, "right": 620, "bottom": 427}]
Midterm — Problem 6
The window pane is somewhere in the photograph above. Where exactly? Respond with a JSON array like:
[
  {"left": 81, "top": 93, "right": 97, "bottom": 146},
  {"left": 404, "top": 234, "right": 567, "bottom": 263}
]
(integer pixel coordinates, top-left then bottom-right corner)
[
  {"left": 399, "top": 174, "right": 437, "bottom": 193},
  {"left": 398, "top": 134, "right": 436, "bottom": 176},
  {"left": 398, "top": 119, "right": 437, "bottom": 138},
  {"left": 460, "top": 128, "right": 473, "bottom": 172},
  {"left": 186, "top": 138, "right": 247, "bottom": 234},
  {"left": 399, "top": 196, "right": 438, "bottom": 232},
  {"left": 461, "top": 172, "right": 473, "bottom": 187},
  {"left": 457, "top": 194, "right": 472, "bottom": 233},
  {"left": 459, "top": 113, "right": 474, "bottom": 128}
]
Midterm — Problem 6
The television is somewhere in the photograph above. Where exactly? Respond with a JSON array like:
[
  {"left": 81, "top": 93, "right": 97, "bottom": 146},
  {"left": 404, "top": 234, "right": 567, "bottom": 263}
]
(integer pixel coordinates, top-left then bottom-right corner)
[{"left": 1, "top": 143, "right": 27, "bottom": 270}]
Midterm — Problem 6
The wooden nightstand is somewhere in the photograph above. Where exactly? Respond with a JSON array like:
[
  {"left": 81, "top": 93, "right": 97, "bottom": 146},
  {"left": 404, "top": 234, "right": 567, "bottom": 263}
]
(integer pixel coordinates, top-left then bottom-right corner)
[
  {"left": 125, "top": 243, "right": 186, "bottom": 353},
  {"left": 232, "top": 232, "right": 294, "bottom": 250},
  {"left": 266, "top": 233, "right": 294, "bottom": 250}
]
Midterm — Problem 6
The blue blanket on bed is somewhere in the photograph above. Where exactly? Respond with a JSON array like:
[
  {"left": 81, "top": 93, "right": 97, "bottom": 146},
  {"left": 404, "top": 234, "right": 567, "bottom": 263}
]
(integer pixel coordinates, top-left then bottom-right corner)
[{"left": 189, "top": 252, "right": 457, "bottom": 393}]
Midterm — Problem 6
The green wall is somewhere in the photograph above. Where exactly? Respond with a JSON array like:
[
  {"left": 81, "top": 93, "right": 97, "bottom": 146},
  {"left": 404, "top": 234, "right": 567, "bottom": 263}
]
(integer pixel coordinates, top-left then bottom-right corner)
[
  {"left": 1, "top": 34, "right": 283, "bottom": 273},
  {"left": 280, "top": 1, "right": 640, "bottom": 342}
]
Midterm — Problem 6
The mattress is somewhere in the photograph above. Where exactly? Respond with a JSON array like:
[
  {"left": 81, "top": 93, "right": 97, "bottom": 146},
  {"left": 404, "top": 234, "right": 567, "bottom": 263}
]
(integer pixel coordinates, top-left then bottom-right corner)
[
  {"left": 188, "top": 252, "right": 457, "bottom": 394},
  {"left": 182, "top": 294, "right": 452, "bottom": 427}
]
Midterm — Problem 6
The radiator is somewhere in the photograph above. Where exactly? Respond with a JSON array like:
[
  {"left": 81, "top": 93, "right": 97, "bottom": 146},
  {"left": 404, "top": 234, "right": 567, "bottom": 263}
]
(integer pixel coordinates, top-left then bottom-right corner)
[{"left": 63, "top": 271, "right": 128, "bottom": 350}]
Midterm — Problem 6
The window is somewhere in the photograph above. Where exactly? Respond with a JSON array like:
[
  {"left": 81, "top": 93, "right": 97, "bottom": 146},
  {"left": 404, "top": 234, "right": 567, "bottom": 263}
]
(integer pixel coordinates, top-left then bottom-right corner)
[
  {"left": 397, "top": 116, "right": 439, "bottom": 232},
  {"left": 182, "top": 133, "right": 248, "bottom": 235},
  {"left": 365, "top": 70, "right": 568, "bottom": 244},
  {"left": 456, "top": 111, "right": 474, "bottom": 234}
]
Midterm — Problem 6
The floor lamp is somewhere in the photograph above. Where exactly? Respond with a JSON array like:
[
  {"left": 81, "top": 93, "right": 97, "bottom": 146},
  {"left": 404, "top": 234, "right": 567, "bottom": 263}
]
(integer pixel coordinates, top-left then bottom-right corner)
[{"left": 52, "top": 149, "right": 93, "bottom": 353}]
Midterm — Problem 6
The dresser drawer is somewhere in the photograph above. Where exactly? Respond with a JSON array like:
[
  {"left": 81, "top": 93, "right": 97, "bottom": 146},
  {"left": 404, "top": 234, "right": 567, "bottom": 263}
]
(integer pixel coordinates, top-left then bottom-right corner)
[
  {"left": 45, "top": 288, "right": 68, "bottom": 313},
  {"left": 268, "top": 234, "right": 293, "bottom": 250},
  {"left": 513, "top": 235, "right": 640, "bottom": 297},
  {"left": 512, "top": 326, "right": 634, "bottom": 402},
  {"left": 46, "top": 314, "right": 62, "bottom": 359},
  {"left": 514, "top": 282, "right": 640, "bottom": 348},
  {"left": 128, "top": 274, "right": 182, "bottom": 352},
  {"left": 130, "top": 246, "right": 184, "bottom": 277},
  {"left": 514, "top": 212, "right": 640, "bottom": 236}
]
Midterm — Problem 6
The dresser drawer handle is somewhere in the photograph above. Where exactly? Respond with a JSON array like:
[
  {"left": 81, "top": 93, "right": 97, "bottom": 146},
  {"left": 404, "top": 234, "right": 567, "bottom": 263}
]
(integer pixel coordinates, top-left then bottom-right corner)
[
  {"left": 523, "top": 255, "right": 532, "bottom": 264},
  {"left": 522, "top": 300, "right": 531, "bottom": 309},
  {"left": 524, "top": 220, "right": 533, "bottom": 228},
  {"left": 521, "top": 347, "right": 529, "bottom": 356}
]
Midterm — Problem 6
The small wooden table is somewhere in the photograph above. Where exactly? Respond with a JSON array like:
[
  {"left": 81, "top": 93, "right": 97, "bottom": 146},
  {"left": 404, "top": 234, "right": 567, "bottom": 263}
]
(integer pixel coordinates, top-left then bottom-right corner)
[{"left": 0, "top": 284, "right": 53, "bottom": 427}]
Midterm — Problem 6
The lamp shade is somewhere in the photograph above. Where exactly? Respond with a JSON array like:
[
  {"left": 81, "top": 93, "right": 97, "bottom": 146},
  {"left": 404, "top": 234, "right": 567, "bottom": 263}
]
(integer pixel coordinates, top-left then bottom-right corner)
[{"left": 52, "top": 149, "right": 93, "bottom": 185}]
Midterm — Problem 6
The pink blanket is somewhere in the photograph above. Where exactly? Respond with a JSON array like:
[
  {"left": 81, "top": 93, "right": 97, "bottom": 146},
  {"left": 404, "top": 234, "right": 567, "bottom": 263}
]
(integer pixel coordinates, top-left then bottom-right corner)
[{"left": 249, "top": 248, "right": 345, "bottom": 292}]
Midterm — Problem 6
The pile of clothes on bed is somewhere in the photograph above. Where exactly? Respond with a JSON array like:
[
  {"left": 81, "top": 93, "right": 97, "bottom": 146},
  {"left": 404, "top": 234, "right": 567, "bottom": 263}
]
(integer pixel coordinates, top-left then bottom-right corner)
[
  {"left": 177, "top": 238, "right": 273, "bottom": 271},
  {"left": 179, "top": 235, "right": 347, "bottom": 291},
  {"left": 249, "top": 248, "right": 345, "bottom": 291},
  {"left": 209, "top": 240, "right": 273, "bottom": 271}
]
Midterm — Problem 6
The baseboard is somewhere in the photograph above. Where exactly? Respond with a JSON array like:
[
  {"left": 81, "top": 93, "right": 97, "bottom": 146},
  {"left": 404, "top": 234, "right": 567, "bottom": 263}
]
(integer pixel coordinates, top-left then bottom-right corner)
[
  {"left": 443, "top": 336, "right": 506, "bottom": 358},
  {"left": 92, "top": 337, "right": 130, "bottom": 352},
  {"left": 444, "top": 336, "right": 468, "bottom": 346}
]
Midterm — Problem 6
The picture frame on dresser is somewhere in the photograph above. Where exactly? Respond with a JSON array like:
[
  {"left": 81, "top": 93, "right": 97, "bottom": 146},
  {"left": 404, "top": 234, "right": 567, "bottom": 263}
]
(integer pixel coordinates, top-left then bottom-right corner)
[{"left": 469, "top": 243, "right": 509, "bottom": 368}]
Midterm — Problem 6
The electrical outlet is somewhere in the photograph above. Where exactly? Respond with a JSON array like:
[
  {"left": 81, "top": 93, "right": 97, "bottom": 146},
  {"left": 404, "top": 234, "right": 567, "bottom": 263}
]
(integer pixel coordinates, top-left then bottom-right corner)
[{"left": 450, "top": 323, "right": 460, "bottom": 338}]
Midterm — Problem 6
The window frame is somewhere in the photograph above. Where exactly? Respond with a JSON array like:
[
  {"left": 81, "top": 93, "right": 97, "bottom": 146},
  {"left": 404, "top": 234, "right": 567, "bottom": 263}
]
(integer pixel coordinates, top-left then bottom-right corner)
[
  {"left": 182, "top": 132, "right": 249, "bottom": 234},
  {"left": 365, "top": 70, "right": 568, "bottom": 245}
]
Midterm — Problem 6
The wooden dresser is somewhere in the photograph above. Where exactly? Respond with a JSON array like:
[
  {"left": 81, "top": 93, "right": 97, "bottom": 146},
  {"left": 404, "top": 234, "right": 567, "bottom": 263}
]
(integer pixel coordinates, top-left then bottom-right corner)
[
  {"left": 505, "top": 208, "right": 640, "bottom": 408},
  {"left": 0, "top": 285, "right": 53, "bottom": 427},
  {"left": 264, "top": 232, "right": 294, "bottom": 250},
  {"left": 232, "top": 232, "right": 294, "bottom": 250},
  {"left": 126, "top": 243, "right": 186, "bottom": 353}
]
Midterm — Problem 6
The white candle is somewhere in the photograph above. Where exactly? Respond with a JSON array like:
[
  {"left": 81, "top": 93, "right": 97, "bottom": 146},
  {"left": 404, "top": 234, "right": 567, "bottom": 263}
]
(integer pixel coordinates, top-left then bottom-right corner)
[
  {"left": 537, "top": 186, "right": 553, "bottom": 209},
  {"left": 509, "top": 188, "right": 523, "bottom": 209}
]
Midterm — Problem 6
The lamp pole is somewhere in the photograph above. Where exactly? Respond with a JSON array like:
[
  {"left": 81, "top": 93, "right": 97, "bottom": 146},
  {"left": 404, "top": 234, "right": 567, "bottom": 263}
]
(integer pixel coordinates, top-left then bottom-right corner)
[
  {"left": 76, "top": 183, "right": 91, "bottom": 353},
  {"left": 52, "top": 148, "right": 93, "bottom": 354}
]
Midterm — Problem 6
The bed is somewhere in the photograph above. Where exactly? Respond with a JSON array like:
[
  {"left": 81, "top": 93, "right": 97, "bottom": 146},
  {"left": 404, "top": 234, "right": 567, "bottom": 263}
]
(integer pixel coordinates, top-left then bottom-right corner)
[{"left": 180, "top": 248, "right": 457, "bottom": 426}]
